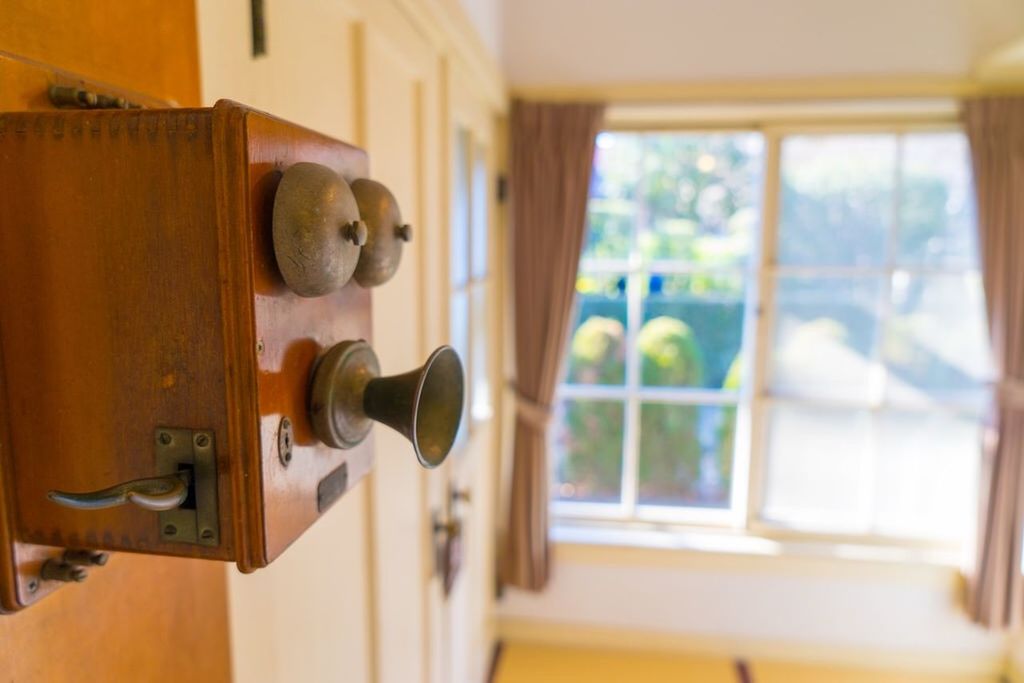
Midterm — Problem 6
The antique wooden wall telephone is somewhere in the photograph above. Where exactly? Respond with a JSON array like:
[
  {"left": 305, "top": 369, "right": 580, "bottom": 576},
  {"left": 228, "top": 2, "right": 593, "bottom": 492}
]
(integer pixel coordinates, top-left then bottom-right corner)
[{"left": 0, "top": 99, "right": 464, "bottom": 611}]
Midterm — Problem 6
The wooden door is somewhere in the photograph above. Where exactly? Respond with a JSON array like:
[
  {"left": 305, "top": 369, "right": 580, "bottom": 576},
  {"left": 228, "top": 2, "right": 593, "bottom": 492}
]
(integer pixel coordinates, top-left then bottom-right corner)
[{"left": 0, "top": 2, "right": 231, "bottom": 681}]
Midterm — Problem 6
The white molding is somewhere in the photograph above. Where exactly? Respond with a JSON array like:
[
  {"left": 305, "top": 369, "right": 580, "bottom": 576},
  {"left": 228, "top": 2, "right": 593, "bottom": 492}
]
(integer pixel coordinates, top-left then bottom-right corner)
[
  {"left": 547, "top": 533, "right": 964, "bottom": 585},
  {"left": 606, "top": 99, "right": 961, "bottom": 128},
  {"left": 390, "top": 0, "right": 507, "bottom": 112}
]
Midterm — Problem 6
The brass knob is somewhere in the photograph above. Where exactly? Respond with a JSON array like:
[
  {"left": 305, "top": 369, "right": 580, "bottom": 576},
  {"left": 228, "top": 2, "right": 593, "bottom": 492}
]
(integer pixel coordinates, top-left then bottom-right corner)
[
  {"left": 343, "top": 220, "right": 369, "bottom": 246},
  {"left": 433, "top": 518, "right": 460, "bottom": 536},
  {"left": 47, "top": 472, "right": 190, "bottom": 512}
]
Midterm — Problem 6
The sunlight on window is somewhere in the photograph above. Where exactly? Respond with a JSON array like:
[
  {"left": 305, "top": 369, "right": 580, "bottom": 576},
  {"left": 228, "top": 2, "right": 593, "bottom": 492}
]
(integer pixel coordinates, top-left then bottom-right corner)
[
  {"left": 554, "top": 128, "right": 988, "bottom": 548},
  {"left": 554, "top": 131, "right": 763, "bottom": 516},
  {"left": 762, "top": 131, "right": 989, "bottom": 542}
]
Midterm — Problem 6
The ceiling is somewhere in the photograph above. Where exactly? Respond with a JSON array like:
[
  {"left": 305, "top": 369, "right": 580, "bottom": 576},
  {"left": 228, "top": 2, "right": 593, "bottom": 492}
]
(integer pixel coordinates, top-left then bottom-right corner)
[{"left": 496, "top": 0, "right": 1024, "bottom": 88}]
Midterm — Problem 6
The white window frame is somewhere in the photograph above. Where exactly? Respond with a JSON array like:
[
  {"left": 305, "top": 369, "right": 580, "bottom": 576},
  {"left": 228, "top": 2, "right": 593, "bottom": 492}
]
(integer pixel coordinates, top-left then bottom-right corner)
[
  {"left": 449, "top": 123, "right": 494, "bottom": 453},
  {"left": 552, "top": 104, "right": 980, "bottom": 553}
]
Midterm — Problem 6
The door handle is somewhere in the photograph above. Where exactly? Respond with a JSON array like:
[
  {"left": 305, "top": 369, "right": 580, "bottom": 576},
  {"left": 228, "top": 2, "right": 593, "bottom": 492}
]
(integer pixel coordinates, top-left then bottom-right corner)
[{"left": 47, "top": 472, "right": 190, "bottom": 512}]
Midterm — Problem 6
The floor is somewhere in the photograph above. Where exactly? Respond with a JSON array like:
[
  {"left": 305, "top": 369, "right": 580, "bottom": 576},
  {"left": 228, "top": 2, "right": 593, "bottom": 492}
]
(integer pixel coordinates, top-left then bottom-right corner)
[{"left": 492, "top": 642, "right": 1000, "bottom": 683}]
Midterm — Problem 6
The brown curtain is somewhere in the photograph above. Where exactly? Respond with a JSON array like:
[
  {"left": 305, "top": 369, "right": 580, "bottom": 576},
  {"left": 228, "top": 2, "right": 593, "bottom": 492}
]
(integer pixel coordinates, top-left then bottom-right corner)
[
  {"left": 965, "top": 97, "right": 1024, "bottom": 629},
  {"left": 502, "top": 100, "right": 604, "bottom": 590}
]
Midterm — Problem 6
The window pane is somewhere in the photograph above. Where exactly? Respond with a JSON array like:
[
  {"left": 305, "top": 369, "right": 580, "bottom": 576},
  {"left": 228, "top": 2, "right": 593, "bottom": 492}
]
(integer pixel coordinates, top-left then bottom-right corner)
[
  {"left": 638, "top": 133, "right": 763, "bottom": 266},
  {"left": 770, "top": 276, "right": 883, "bottom": 402},
  {"left": 641, "top": 273, "right": 745, "bottom": 389},
  {"left": 451, "top": 128, "right": 470, "bottom": 287},
  {"left": 566, "top": 273, "right": 627, "bottom": 385},
  {"left": 470, "top": 144, "right": 489, "bottom": 278},
  {"left": 584, "top": 198, "right": 635, "bottom": 261},
  {"left": 884, "top": 272, "right": 993, "bottom": 410},
  {"left": 778, "top": 135, "right": 896, "bottom": 267},
  {"left": 897, "top": 133, "right": 977, "bottom": 268},
  {"left": 470, "top": 284, "right": 492, "bottom": 421},
  {"left": 874, "top": 411, "right": 979, "bottom": 541},
  {"left": 450, "top": 290, "right": 469, "bottom": 444},
  {"left": 553, "top": 398, "right": 625, "bottom": 503},
  {"left": 638, "top": 403, "right": 735, "bottom": 508},
  {"left": 763, "top": 404, "right": 869, "bottom": 529},
  {"left": 584, "top": 132, "right": 642, "bottom": 260}
]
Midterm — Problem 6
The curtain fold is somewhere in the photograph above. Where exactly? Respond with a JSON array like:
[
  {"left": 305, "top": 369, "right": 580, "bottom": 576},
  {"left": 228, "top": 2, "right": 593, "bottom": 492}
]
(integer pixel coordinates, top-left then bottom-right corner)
[
  {"left": 502, "top": 100, "right": 604, "bottom": 591},
  {"left": 965, "top": 96, "right": 1024, "bottom": 629}
]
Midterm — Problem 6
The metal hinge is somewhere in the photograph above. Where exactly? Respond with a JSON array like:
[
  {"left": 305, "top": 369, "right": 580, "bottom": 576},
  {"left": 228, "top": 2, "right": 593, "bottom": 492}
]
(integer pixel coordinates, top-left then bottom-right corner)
[
  {"left": 496, "top": 174, "right": 508, "bottom": 204},
  {"left": 48, "top": 85, "right": 143, "bottom": 110}
]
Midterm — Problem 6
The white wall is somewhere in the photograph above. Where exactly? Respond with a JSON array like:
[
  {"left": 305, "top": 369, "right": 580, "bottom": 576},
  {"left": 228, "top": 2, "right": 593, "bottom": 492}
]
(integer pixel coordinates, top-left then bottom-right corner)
[
  {"left": 492, "top": 1, "right": 1022, "bottom": 675},
  {"left": 197, "top": 2, "right": 505, "bottom": 682},
  {"left": 502, "top": 0, "right": 1024, "bottom": 87},
  {"left": 498, "top": 542, "right": 1006, "bottom": 674},
  {"left": 196, "top": 1, "right": 372, "bottom": 681},
  {"left": 458, "top": 0, "right": 502, "bottom": 61}
]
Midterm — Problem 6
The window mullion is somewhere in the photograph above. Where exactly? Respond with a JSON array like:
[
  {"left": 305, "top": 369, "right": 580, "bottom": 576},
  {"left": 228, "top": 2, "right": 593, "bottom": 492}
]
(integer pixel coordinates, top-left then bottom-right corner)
[
  {"left": 745, "top": 130, "right": 782, "bottom": 530},
  {"left": 621, "top": 271, "right": 641, "bottom": 516},
  {"left": 620, "top": 135, "right": 646, "bottom": 517},
  {"left": 861, "top": 135, "right": 904, "bottom": 532}
]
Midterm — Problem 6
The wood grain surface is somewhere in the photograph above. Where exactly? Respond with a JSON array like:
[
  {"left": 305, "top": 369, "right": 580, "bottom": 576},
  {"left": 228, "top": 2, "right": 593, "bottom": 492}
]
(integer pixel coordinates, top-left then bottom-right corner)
[
  {"left": 0, "top": 107, "right": 235, "bottom": 562},
  {"left": 0, "top": 99, "right": 378, "bottom": 574},
  {"left": 0, "top": 2, "right": 231, "bottom": 680},
  {"left": 246, "top": 108, "right": 374, "bottom": 566},
  {"left": 0, "top": 0, "right": 200, "bottom": 107}
]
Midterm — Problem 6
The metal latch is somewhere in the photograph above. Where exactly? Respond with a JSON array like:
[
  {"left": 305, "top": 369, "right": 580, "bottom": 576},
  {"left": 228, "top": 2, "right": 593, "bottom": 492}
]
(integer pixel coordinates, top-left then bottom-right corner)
[
  {"left": 45, "top": 427, "right": 220, "bottom": 547},
  {"left": 155, "top": 428, "right": 220, "bottom": 547}
]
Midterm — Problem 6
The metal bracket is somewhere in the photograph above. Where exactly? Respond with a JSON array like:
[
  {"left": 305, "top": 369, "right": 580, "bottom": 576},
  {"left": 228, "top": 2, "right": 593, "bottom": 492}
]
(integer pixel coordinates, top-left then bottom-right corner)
[
  {"left": 155, "top": 428, "right": 219, "bottom": 547},
  {"left": 47, "top": 85, "right": 142, "bottom": 110}
]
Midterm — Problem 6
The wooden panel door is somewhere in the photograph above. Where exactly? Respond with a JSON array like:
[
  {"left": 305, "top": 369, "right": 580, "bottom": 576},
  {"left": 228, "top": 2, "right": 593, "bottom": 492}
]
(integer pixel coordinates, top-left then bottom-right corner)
[{"left": 0, "top": 2, "right": 231, "bottom": 681}]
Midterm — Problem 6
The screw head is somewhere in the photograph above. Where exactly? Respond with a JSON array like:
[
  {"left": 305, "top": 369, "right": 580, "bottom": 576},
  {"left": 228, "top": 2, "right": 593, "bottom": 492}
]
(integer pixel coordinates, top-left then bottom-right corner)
[
  {"left": 158, "top": 432, "right": 172, "bottom": 445},
  {"left": 195, "top": 433, "right": 210, "bottom": 448},
  {"left": 163, "top": 524, "right": 177, "bottom": 537},
  {"left": 200, "top": 528, "right": 215, "bottom": 541},
  {"left": 278, "top": 417, "right": 294, "bottom": 467},
  {"left": 26, "top": 579, "right": 38, "bottom": 594},
  {"left": 257, "top": 339, "right": 265, "bottom": 354}
]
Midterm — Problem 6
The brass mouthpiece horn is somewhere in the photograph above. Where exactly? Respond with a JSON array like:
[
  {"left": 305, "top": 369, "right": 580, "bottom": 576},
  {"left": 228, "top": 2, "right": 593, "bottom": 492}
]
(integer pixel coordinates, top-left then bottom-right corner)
[{"left": 309, "top": 340, "right": 464, "bottom": 468}]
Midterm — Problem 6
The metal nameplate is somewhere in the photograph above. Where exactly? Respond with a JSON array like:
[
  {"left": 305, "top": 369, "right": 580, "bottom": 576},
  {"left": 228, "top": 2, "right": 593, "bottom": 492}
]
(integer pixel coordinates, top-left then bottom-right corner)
[{"left": 317, "top": 462, "right": 349, "bottom": 513}]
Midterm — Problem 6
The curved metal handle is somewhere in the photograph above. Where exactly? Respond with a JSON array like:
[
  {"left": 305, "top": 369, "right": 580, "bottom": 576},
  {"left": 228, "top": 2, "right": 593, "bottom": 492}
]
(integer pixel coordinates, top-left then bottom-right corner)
[{"left": 47, "top": 472, "right": 190, "bottom": 512}]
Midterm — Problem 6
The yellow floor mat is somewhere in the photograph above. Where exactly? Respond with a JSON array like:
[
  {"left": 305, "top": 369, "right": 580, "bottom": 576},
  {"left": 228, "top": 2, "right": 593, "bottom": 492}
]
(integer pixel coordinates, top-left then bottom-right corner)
[
  {"left": 493, "top": 643, "right": 738, "bottom": 683},
  {"left": 752, "top": 660, "right": 996, "bottom": 683},
  {"left": 493, "top": 642, "right": 999, "bottom": 683}
]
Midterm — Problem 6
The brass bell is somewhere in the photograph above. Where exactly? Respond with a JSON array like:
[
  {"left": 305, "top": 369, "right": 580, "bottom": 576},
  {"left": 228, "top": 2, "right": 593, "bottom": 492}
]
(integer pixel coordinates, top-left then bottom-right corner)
[
  {"left": 309, "top": 341, "right": 464, "bottom": 468},
  {"left": 350, "top": 179, "right": 412, "bottom": 288},
  {"left": 272, "top": 162, "right": 368, "bottom": 297}
]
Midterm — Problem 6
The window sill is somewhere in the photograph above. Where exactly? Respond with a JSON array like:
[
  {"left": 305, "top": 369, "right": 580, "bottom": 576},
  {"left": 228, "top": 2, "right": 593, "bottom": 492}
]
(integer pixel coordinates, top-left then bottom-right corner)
[{"left": 550, "top": 522, "right": 966, "bottom": 576}]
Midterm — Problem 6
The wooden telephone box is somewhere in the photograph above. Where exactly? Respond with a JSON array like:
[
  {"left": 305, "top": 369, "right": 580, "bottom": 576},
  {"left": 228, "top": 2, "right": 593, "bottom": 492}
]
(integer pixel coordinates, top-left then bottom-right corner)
[{"left": 0, "top": 100, "right": 463, "bottom": 611}]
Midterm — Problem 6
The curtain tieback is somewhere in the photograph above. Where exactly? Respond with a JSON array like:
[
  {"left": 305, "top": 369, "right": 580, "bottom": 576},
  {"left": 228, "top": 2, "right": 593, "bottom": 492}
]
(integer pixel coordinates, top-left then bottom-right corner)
[
  {"left": 999, "top": 377, "right": 1024, "bottom": 409},
  {"left": 514, "top": 390, "right": 553, "bottom": 429}
]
